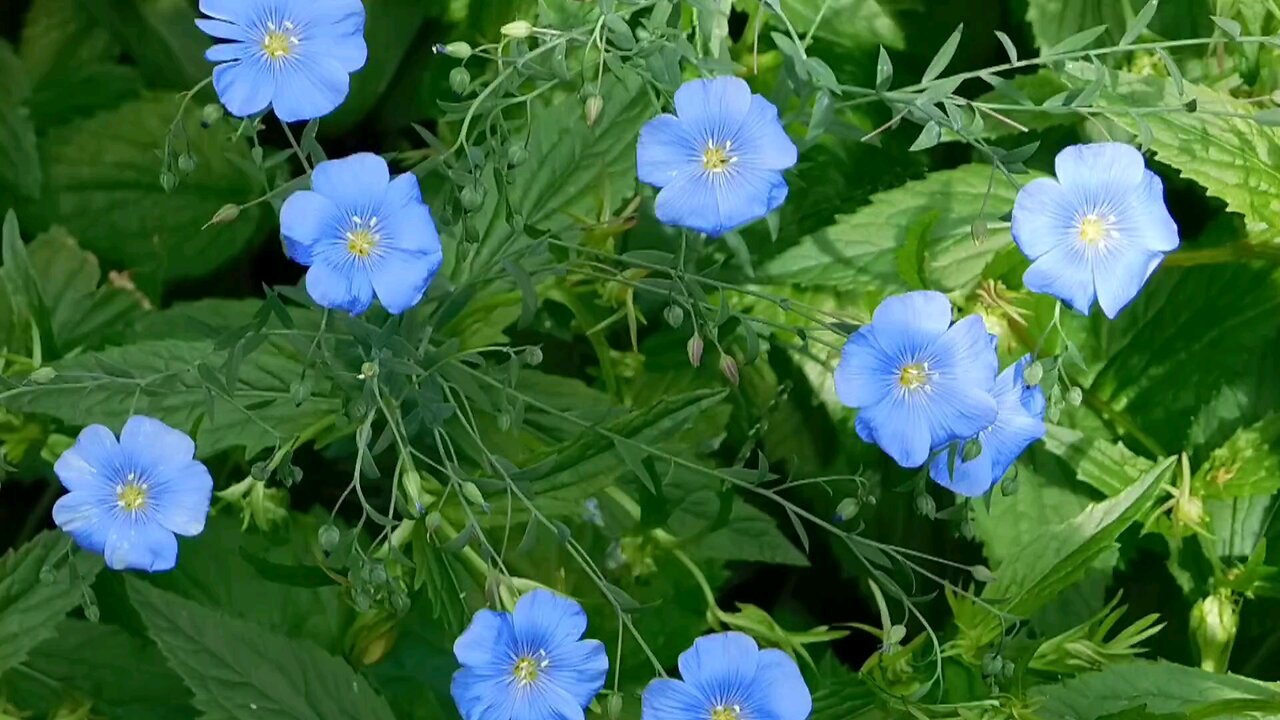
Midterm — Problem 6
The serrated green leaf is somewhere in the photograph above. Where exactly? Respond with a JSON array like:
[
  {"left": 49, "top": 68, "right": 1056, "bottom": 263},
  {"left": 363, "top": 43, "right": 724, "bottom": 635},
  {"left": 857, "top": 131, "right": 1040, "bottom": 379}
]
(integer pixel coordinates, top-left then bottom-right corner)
[
  {"left": 773, "top": 0, "right": 903, "bottom": 52},
  {"left": 0, "top": 531, "right": 103, "bottom": 674},
  {"left": 1031, "top": 660, "right": 1280, "bottom": 719},
  {"left": 1194, "top": 414, "right": 1280, "bottom": 499},
  {"left": 0, "top": 43, "right": 41, "bottom": 200},
  {"left": 127, "top": 577, "right": 395, "bottom": 720},
  {"left": 40, "top": 94, "right": 265, "bottom": 286},
  {"left": 0, "top": 337, "right": 338, "bottom": 459},
  {"left": 1042, "top": 424, "right": 1155, "bottom": 495},
  {"left": 762, "top": 164, "right": 1034, "bottom": 295},
  {"left": 982, "top": 456, "right": 1175, "bottom": 617}
]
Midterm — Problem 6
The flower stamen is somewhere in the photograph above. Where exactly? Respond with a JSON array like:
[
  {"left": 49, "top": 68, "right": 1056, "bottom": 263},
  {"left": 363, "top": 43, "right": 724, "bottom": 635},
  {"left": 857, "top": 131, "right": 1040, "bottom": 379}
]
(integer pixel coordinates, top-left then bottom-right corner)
[
  {"left": 345, "top": 216, "right": 380, "bottom": 258},
  {"left": 898, "top": 362, "right": 930, "bottom": 390},
  {"left": 512, "top": 650, "right": 549, "bottom": 686},
  {"left": 1077, "top": 214, "right": 1110, "bottom": 247},
  {"left": 710, "top": 704, "right": 742, "bottom": 720},
  {"left": 702, "top": 140, "right": 734, "bottom": 173},
  {"left": 261, "top": 22, "right": 299, "bottom": 60},
  {"left": 116, "top": 473, "right": 149, "bottom": 514}
]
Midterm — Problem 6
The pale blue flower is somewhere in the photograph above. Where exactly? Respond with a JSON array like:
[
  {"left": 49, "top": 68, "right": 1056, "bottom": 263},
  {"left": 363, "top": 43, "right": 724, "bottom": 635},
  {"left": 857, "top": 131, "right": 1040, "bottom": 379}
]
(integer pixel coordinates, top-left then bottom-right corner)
[
  {"left": 280, "top": 153, "right": 444, "bottom": 315},
  {"left": 52, "top": 417, "right": 212, "bottom": 572},
  {"left": 1011, "top": 143, "right": 1179, "bottom": 318},
  {"left": 196, "top": 0, "right": 367, "bottom": 122},
  {"left": 636, "top": 77, "right": 798, "bottom": 236},
  {"left": 452, "top": 589, "right": 608, "bottom": 720},
  {"left": 929, "top": 355, "right": 1045, "bottom": 496},
  {"left": 642, "top": 632, "right": 811, "bottom": 720},
  {"left": 834, "top": 291, "right": 998, "bottom": 468}
]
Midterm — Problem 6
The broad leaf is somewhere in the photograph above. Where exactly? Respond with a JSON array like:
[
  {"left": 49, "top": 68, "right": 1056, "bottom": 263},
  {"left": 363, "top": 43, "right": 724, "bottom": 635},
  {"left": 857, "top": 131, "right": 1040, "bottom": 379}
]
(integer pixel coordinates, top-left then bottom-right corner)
[
  {"left": 73, "top": 0, "right": 207, "bottom": 89},
  {"left": 1194, "top": 415, "right": 1280, "bottom": 499},
  {"left": 1042, "top": 424, "right": 1154, "bottom": 496},
  {"left": 1026, "top": 0, "right": 1211, "bottom": 51},
  {"left": 762, "top": 164, "right": 1032, "bottom": 296},
  {"left": 128, "top": 578, "right": 396, "bottom": 720},
  {"left": 0, "top": 530, "right": 103, "bottom": 674},
  {"left": 982, "top": 456, "right": 1175, "bottom": 617},
  {"left": 40, "top": 95, "right": 266, "bottom": 286},
  {"left": 777, "top": 0, "right": 904, "bottom": 51},
  {"left": 0, "top": 42, "right": 41, "bottom": 200},
  {"left": 1031, "top": 660, "right": 1280, "bottom": 719}
]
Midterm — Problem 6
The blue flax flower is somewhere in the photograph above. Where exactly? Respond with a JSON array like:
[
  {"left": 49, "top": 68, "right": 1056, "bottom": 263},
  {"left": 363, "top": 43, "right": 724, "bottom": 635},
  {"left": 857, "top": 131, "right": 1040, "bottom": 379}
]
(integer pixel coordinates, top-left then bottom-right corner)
[
  {"left": 835, "top": 291, "right": 998, "bottom": 469},
  {"left": 281, "top": 153, "right": 444, "bottom": 315},
  {"left": 452, "top": 589, "right": 608, "bottom": 720},
  {"left": 1011, "top": 142, "right": 1179, "bottom": 319},
  {"left": 636, "top": 77, "right": 798, "bottom": 237},
  {"left": 642, "top": 632, "right": 811, "bottom": 720},
  {"left": 52, "top": 416, "right": 212, "bottom": 572},
  {"left": 929, "top": 355, "right": 1046, "bottom": 497},
  {"left": 196, "top": 0, "right": 367, "bottom": 122}
]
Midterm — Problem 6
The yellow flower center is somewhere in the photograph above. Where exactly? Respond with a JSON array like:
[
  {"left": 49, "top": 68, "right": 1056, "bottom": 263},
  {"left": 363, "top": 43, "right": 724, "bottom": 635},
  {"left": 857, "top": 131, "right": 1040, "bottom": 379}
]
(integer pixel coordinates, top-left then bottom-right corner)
[
  {"left": 702, "top": 142, "right": 733, "bottom": 172},
  {"left": 1077, "top": 214, "right": 1109, "bottom": 246},
  {"left": 117, "top": 480, "right": 148, "bottom": 513},
  {"left": 346, "top": 228, "right": 378, "bottom": 258},
  {"left": 512, "top": 656, "right": 541, "bottom": 685},
  {"left": 711, "top": 705, "right": 741, "bottom": 720},
  {"left": 898, "top": 362, "right": 929, "bottom": 390},
  {"left": 261, "top": 23, "right": 297, "bottom": 59}
]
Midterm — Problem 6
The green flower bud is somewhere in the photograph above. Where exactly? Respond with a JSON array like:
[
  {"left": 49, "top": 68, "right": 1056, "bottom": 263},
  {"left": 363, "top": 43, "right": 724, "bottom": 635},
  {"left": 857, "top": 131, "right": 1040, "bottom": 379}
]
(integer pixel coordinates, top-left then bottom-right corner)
[
  {"left": 460, "top": 185, "right": 484, "bottom": 211},
  {"left": 1191, "top": 590, "right": 1238, "bottom": 673},
  {"left": 177, "top": 153, "right": 197, "bottom": 173},
  {"left": 1066, "top": 386, "right": 1083, "bottom": 406},
  {"left": 449, "top": 66, "right": 471, "bottom": 95},
  {"left": 664, "top": 304, "right": 685, "bottom": 328},
  {"left": 442, "top": 41, "right": 472, "bottom": 59},
  {"left": 507, "top": 145, "right": 529, "bottom": 167},
  {"left": 28, "top": 366, "right": 57, "bottom": 384},
  {"left": 319, "top": 524, "right": 341, "bottom": 551},
  {"left": 1023, "top": 361, "right": 1044, "bottom": 386},
  {"left": 501, "top": 20, "right": 534, "bottom": 38},
  {"left": 584, "top": 94, "right": 604, "bottom": 127},
  {"left": 160, "top": 170, "right": 177, "bottom": 192},
  {"left": 687, "top": 334, "right": 704, "bottom": 368},
  {"left": 204, "top": 203, "right": 241, "bottom": 229},
  {"left": 200, "top": 103, "right": 224, "bottom": 127},
  {"left": 835, "top": 497, "right": 860, "bottom": 521},
  {"left": 719, "top": 354, "right": 739, "bottom": 386}
]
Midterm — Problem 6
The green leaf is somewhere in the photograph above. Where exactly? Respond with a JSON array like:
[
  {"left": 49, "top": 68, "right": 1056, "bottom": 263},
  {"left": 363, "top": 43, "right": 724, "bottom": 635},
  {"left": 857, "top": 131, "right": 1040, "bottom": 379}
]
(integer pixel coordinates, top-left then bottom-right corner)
[
  {"left": 127, "top": 577, "right": 395, "bottom": 720},
  {"left": 762, "top": 164, "right": 1032, "bottom": 296},
  {"left": 922, "top": 24, "right": 963, "bottom": 83},
  {"left": 1026, "top": 0, "right": 1211, "bottom": 51},
  {"left": 20, "top": 0, "right": 121, "bottom": 82},
  {"left": 1042, "top": 424, "right": 1155, "bottom": 496},
  {"left": 0, "top": 531, "right": 103, "bottom": 674},
  {"left": 0, "top": 338, "right": 339, "bottom": 459},
  {"left": 1120, "top": 0, "right": 1159, "bottom": 45},
  {"left": 2, "top": 210, "right": 57, "bottom": 359},
  {"left": 3, "top": 618, "right": 193, "bottom": 719},
  {"left": 982, "top": 456, "right": 1175, "bottom": 617},
  {"left": 776, "top": 0, "right": 904, "bottom": 52},
  {"left": 365, "top": 586, "right": 464, "bottom": 720},
  {"left": 1047, "top": 24, "right": 1108, "bottom": 55},
  {"left": 1194, "top": 414, "right": 1280, "bottom": 498},
  {"left": 73, "top": 0, "right": 207, "bottom": 89},
  {"left": 1031, "top": 660, "right": 1280, "bottom": 719},
  {"left": 40, "top": 94, "right": 266, "bottom": 286},
  {"left": 0, "top": 42, "right": 41, "bottom": 200}
]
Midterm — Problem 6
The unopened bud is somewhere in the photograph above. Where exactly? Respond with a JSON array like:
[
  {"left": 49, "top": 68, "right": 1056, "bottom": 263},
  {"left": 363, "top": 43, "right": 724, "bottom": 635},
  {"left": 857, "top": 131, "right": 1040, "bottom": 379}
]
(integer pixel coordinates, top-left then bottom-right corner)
[
  {"left": 1023, "top": 361, "right": 1043, "bottom": 385},
  {"left": 200, "top": 103, "right": 224, "bottom": 127},
  {"left": 606, "top": 694, "right": 624, "bottom": 720},
  {"left": 424, "top": 510, "right": 443, "bottom": 533},
  {"left": 961, "top": 436, "right": 983, "bottom": 462},
  {"left": 460, "top": 481, "right": 486, "bottom": 507},
  {"left": 1066, "top": 386, "right": 1083, "bottom": 406},
  {"left": 359, "top": 361, "right": 378, "bottom": 380},
  {"left": 449, "top": 66, "right": 471, "bottom": 95},
  {"left": 971, "top": 218, "right": 988, "bottom": 245},
  {"left": 460, "top": 185, "right": 483, "bottom": 211},
  {"left": 523, "top": 346, "right": 543, "bottom": 366},
  {"left": 177, "top": 153, "right": 197, "bottom": 173},
  {"left": 719, "top": 354, "right": 739, "bottom": 386},
  {"left": 28, "top": 367, "right": 56, "bottom": 384},
  {"left": 1191, "top": 590, "right": 1239, "bottom": 673},
  {"left": 835, "top": 497, "right": 860, "bottom": 522},
  {"left": 160, "top": 170, "right": 177, "bottom": 192},
  {"left": 687, "top": 334, "right": 704, "bottom": 368},
  {"left": 205, "top": 203, "right": 241, "bottom": 228},
  {"left": 584, "top": 94, "right": 604, "bottom": 127},
  {"left": 319, "top": 524, "right": 341, "bottom": 551},
  {"left": 507, "top": 145, "right": 529, "bottom": 167},
  {"left": 915, "top": 492, "right": 936, "bottom": 518},
  {"left": 663, "top": 304, "right": 684, "bottom": 328},
  {"left": 440, "top": 41, "right": 472, "bottom": 59},
  {"left": 501, "top": 20, "right": 534, "bottom": 38}
]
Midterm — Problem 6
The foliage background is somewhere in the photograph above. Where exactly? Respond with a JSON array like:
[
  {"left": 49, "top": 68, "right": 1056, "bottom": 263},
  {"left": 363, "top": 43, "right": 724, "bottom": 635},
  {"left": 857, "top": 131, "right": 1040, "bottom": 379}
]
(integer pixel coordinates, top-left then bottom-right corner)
[{"left": 0, "top": 0, "right": 1279, "bottom": 719}]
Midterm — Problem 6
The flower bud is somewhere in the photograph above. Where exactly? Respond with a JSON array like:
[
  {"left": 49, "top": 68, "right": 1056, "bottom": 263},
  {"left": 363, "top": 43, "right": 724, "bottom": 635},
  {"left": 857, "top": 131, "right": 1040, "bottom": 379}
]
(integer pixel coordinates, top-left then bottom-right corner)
[
  {"left": 359, "top": 361, "right": 378, "bottom": 380},
  {"left": 441, "top": 41, "right": 472, "bottom": 59},
  {"left": 507, "top": 145, "right": 529, "bottom": 167},
  {"left": 200, "top": 103, "right": 224, "bottom": 127},
  {"left": 719, "top": 354, "right": 739, "bottom": 386},
  {"left": 523, "top": 346, "right": 543, "bottom": 366},
  {"left": 424, "top": 510, "right": 443, "bottom": 533},
  {"left": 177, "top": 153, "right": 197, "bottom": 173},
  {"left": 971, "top": 218, "right": 988, "bottom": 245},
  {"left": 460, "top": 480, "right": 486, "bottom": 507},
  {"left": 160, "top": 170, "right": 177, "bottom": 192},
  {"left": 449, "top": 66, "right": 471, "bottom": 95},
  {"left": 1023, "top": 361, "right": 1043, "bottom": 386},
  {"left": 319, "top": 523, "right": 341, "bottom": 551},
  {"left": 460, "top": 185, "right": 484, "bottom": 210},
  {"left": 501, "top": 20, "right": 534, "bottom": 38},
  {"left": 1191, "top": 590, "right": 1238, "bottom": 673},
  {"left": 664, "top": 304, "right": 684, "bottom": 328},
  {"left": 961, "top": 436, "right": 983, "bottom": 462},
  {"left": 606, "top": 694, "right": 624, "bottom": 720},
  {"left": 204, "top": 203, "right": 241, "bottom": 229},
  {"left": 1066, "top": 386, "right": 1083, "bottom": 406},
  {"left": 28, "top": 366, "right": 56, "bottom": 384},
  {"left": 915, "top": 492, "right": 936, "bottom": 518},
  {"left": 584, "top": 94, "right": 604, "bottom": 127},
  {"left": 835, "top": 497, "right": 860, "bottom": 522},
  {"left": 687, "top": 334, "right": 704, "bottom": 368}
]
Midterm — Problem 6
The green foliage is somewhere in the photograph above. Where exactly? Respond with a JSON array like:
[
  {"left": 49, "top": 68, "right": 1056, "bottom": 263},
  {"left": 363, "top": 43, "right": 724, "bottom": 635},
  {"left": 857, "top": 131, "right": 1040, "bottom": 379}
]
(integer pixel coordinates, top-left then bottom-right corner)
[
  {"left": 1031, "top": 660, "right": 1280, "bottom": 719},
  {"left": 0, "top": 530, "right": 102, "bottom": 674},
  {"left": 0, "top": 43, "right": 41, "bottom": 200}
]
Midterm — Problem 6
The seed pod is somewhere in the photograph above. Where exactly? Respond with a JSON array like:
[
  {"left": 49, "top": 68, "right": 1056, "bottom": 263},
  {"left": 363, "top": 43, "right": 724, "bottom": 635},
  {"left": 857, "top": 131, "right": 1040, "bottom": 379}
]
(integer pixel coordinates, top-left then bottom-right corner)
[
  {"left": 206, "top": 203, "right": 241, "bottom": 228},
  {"left": 460, "top": 185, "right": 483, "bottom": 210},
  {"left": 319, "top": 524, "right": 341, "bottom": 551},
  {"left": 663, "top": 304, "right": 684, "bottom": 328},
  {"left": 177, "top": 153, "right": 197, "bottom": 173},
  {"left": 449, "top": 66, "right": 471, "bottom": 95}
]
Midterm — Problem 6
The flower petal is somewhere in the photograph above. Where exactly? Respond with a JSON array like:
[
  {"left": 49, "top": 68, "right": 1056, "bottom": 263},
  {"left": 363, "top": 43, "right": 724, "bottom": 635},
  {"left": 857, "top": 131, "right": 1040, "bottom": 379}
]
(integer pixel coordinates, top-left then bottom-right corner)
[
  {"left": 305, "top": 260, "right": 374, "bottom": 315},
  {"left": 547, "top": 639, "right": 608, "bottom": 708},
  {"left": 1120, "top": 171, "right": 1179, "bottom": 253},
  {"left": 749, "top": 649, "right": 811, "bottom": 720},
  {"left": 642, "top": 679, "right": 707, "bottom": 720},
  {"left": 54, "top": 425, "right": 121, "bottom": 492},
  {"left": 536, "top": 682, "right": 589, "bottom": 720},
  {"left": 148, "top": 461, "right": 213, "bottom": 537},
  {"left": 52, "top": 492, "right": 112, "bottom": 554},
  {"left": 870, "top": 290, "right": 953, "bottom": 360},
  {"left": 306, "top": 31, "right": 368, "bottom": 74},
  {"left": 677, "top": 632, "right": 759, "bottom": 700},
  {"left": 513, "top": 589, "right": 589, "bottom": 650},
  {"left": 1055, "top": 142, "right": 1145, "bottom": 193},
  {"left": 196, "top": 19, "right": 251, "bottom": 41},
  {"left": 311, "top": 152, "right": 390, "bottom": 208},
  {"left": 120, "top": 416, "right": 195, "bottom": 473},
  {"left": 454, "top": 608, "right": 516, "bottom": 668},
  {"left": 451, "top": 668, "right": 517, "bottom": 720},
  {"left": 205, "top": 41, "right": 256, "bottom": 63},
  {"left": 198, "top": 0, "right": 249, "bottom": 22},
  {"left": 834, "top": 327, "right": 896, "bottom": 409},
  {"left": 1093, "top": 248, "right": 1164, "bottom": 319},
  {"left": 983, "top": 411, "right": 1044, "bottom": 481},
  {"left": 281, "top": 190, "right": 343, "bottom": 264},
  {"left": 213, "top": 58, "right": 275, "bottom": 118},
  {"left": 383, "top": 173, "right": 426, "bottom": 211},
  {"left": 857, "top": 394, "right": 935, "bottom": 468},
  {"left": 637, "top": 114, "right": 699, "bottom": 189},
  {"left": 735, "top": 95, "right": 797, "bottom": 171},
  {"left": 270, "top": 54, "right": 350, "bottom": 122},
  {"left": 654, "top": 173, "right": 719, "bottom": 235},
  {"left": 674, "top": 77, "right": 753, "bottom": 142},
  {"left": 1022, "top": 243, "right": 1097, "bottom": 315},
  {"left": 378, "top": 196, "right": 441, "bottom": 255},
  {"left": 1011, "top": 177, "right": 1075, "bottom": 261},
  {"left": 713, "top": 168, "right": 787, "bottom": 236},
  {"left": 104, "top": 519, "right": 178, "bottom": 572},
  {"left": 370, "top": 248, "right": 443, "bottom": 314}
]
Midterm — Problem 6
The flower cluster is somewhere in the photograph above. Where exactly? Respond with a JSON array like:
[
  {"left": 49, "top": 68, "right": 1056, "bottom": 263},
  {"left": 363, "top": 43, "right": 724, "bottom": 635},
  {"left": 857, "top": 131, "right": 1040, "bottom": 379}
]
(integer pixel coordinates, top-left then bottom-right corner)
[
  {"left": 452, "top": 590, "right": 811, "bottom": 720},
  {"left": 835, "top": 291, "right": 1045, "bottom": 496}
]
